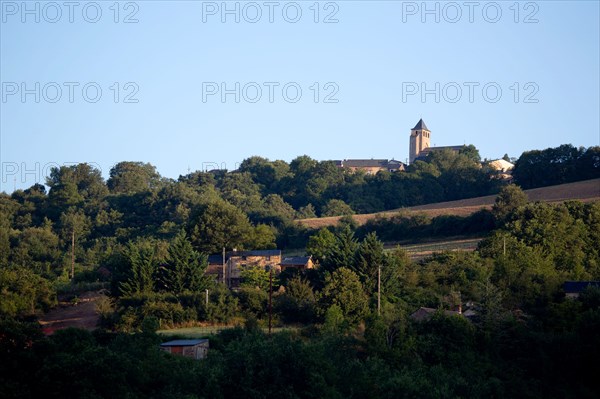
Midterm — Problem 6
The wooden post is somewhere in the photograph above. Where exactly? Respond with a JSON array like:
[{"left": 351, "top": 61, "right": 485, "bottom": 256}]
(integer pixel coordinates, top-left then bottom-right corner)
[
  {"left": 222, "top": 247, "right": 226, "bottom": 286},
  {"left": 377, "top": 264, "right": 381, "bottom": 316},
  {"left": 71, "top": 229, "right": 75, "bottom": 279},
  {"left": 268, "top": 269, "right": 273, "bottom": 335}
]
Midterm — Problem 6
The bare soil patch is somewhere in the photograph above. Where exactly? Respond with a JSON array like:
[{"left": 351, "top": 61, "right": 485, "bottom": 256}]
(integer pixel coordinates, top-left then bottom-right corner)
[{"left": 39, "top": 291, "right": 105, "bottom": 335}]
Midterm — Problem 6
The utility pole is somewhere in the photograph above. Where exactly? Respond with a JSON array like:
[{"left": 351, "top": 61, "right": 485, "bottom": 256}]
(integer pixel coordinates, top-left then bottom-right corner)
[
  {"left": 205, "top": 289, "right": 209, "bottom": 307},
  {"left": 268, "top": 268, "right": 273, "bottom": 335},
  {"left": 377, "top": 264, "right": 381, "bottom": 316},
  {"left": 71, "top": 229, "right": 75, "bottom": 279},
  {"left": 222, "top": 247, "right": 226, "bottom": 286}
]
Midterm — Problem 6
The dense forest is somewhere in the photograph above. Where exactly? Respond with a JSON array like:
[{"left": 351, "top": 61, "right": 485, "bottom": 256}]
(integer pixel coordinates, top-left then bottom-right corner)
[{"left": 1, "top": 143, "right": 599, "bottom": 398}]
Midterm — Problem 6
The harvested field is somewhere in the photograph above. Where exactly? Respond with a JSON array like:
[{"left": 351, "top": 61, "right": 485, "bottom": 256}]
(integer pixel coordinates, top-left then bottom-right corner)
[{"left": 298, "top": 178, "right": 600, "bottom": 229}]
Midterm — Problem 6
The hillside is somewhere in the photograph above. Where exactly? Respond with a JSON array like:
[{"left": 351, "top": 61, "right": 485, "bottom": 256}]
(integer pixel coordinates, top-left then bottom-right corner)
[{"left": 298, "top": 178, "right": 600, "bottom": 229}]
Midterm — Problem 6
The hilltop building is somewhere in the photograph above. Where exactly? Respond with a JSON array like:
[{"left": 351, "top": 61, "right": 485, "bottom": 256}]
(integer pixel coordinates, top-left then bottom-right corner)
[
  {"left": 487, "top": 158, "right": 515, "bottom": 180},
  {"left": 409, "top": 119, "right": 465, "bottom": 164},
  {"left": 335, "top": 159, "right": 406, "bottom": 174}
]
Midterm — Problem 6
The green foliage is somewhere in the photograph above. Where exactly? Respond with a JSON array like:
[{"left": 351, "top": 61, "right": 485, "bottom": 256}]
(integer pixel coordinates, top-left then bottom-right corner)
[
  {"left": 320, "top": 267, "right": 369, "bottom": 326},
  {"left": 276, "top": 276, "right": 316, "bottom": 323},
  {"left": 322, "top": 227, "right": 359, "bottom": 273},
  {"left": 246, "top": 224, "right": 277, "bottom": 250},
  {"left": 161, "top": 230, "right": 208, "bottom": 294},
  {"left": 13, "top": 225, "right": 61, "bottom": 276},
  {"left": 236, "top": 287, "right": 268, "bottom": 318},
  {"left": 239, "top": 266, "right": 271, "bottom": 291},
  {"left": 205, "top": 284, "right": 239, "bottom": 323},
  {"left": 321, "top": 198, "right": 355, "bottom": 217},
  {"left": 0, "top": 266, "right": 56, "bottom": 318},
  {"left": 119, "top": 240, "right": 159, "bottom": 296},
  {"left": 189, "top": 199, "right": 253, "bottom": 254},
  {"left": 107, "top": 161, "right": 162, "bottom": 194},
  {"left": 306, "top": 227, "right": 336, "bottom": 265},
  {"left": 513, "top": 144, "right": 600, "bottom": 189},
  {"left": 353, "top": 232, "right": 385, "bottom": 294},
  {"left": 492, "top": 184, "right": 528, "bottom": 224}
]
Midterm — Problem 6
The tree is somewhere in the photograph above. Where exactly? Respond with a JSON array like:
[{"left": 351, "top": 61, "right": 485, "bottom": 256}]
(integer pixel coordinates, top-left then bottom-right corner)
[
  {"left": 321, "top": 199, "right": 354, "bottom": 217},
  {"left": 459, "top": 144, "right": 481, "bottom": 163},
  {"left": 120, "top": 240, "right": 158, "bottom": 296},
  {"left": 161, "top": 230, "right": 208, "bottom": 294},
  {"left": 353, "top": 232, "right": 385, "bottom": 294},
  {"left": 0, "top": 213, "right": 10, "bottom": 267},
  {"left": 277, "top": 276, "right": 316, "bottom": 323},
  {"left": 107, "top": 162, "right": 161, "bottom": 194},
  {"left": 306, "top": 228, "right": 336, "bottom": 264},
  {"left": 46, "top": 163, "right": 107, "bottom": 208},
  {"left": 246, "top": 224, "right": 277, "bottom": 250},
  {"left": 13, "top": 225, "right": 60, "bottom": 276},
  {"left": 320, "top": 267, "right": 369, "bottom": 326},
  {"left": 189, "top": 200, "right": 253, "bottom": 254},
  {"left": 0, "top": 267, "right": 56, "bottom": 317},
  {"left": 296, "top": 204, "right": 317, "bottom": 219},
  {"left": 322, "top": 227, "right": 358, "bottom": 273},
  {"left": 512, "top": 144, "right": 598, "bottom": 189},
  {"left": 240, "top": 266, "right": 271, "bottom": 291},
  {"left": 492, "top": 184, "right": 528, "bottom": 224}
]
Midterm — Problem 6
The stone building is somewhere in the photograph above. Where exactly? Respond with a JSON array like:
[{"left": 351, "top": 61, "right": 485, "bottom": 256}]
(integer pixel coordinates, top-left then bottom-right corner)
[
  {"left": 207, "top": 249, "right": 282, "bottom": 288},
  {"left": 409, "top": 119, "right": 465, "bottom": 164}
]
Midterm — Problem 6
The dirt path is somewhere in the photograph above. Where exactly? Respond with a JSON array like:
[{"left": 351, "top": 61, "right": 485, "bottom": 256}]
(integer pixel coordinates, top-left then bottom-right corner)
[{"left": 39, "top": 291, "right": 104, "bottom": 335}]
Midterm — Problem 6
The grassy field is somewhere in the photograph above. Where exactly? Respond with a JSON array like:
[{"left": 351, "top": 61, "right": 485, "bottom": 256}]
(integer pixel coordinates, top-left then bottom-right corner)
[
  {"left": 298, "top": 178, "right": 600, "bottom": 229},
  {"left": 157, "top": 325, "right": 299, "bottom": 338}
]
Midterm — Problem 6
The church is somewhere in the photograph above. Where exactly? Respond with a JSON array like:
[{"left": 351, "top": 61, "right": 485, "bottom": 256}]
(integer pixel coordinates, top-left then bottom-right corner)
[
  {"left": 409, "top": 119, "right": 465, "bottom": 164},
  {"left": 335, "top": 119, "right": 465, "bottom": 174}
]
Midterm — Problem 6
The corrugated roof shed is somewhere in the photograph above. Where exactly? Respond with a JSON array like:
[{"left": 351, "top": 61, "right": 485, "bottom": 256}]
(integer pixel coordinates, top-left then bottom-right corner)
[{"left": 161, "top": 339, "right": 209, "bottom": 347}]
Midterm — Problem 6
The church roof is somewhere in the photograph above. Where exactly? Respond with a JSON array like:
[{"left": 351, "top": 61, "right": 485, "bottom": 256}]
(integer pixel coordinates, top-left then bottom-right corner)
[{"left": 412, "top": 119, "right": 429, "bottom": 131}]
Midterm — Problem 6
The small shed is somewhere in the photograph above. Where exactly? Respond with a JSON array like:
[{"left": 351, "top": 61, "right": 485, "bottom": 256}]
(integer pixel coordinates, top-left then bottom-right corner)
[{"left": 160, "top": 339, "right": 209, "bottom": 360}]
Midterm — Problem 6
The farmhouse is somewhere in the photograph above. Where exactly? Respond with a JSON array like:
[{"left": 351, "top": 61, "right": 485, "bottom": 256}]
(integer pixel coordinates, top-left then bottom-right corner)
[{"left": 207, "top": 249, "right": 282, "bottom": 288}]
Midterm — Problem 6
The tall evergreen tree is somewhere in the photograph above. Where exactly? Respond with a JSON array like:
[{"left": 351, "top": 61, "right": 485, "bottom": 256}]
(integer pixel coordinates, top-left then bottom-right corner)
[
  {"left": 323, "top": 226, "right": 358, "bottom": 273},
  {"left": 162, "top": 230, "right": 208, "bottom": 294},
  {"left": 353, "top": 232, "right": 385, "bottom": 294},
  {"left": 120, "top": 241, "right": 157, "bottom": 296}
]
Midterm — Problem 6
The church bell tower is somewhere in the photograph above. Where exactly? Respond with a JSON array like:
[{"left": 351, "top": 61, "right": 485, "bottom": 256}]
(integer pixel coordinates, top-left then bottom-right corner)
[{"left": 409, "top": 119, "right": 430, "bottom": 164}]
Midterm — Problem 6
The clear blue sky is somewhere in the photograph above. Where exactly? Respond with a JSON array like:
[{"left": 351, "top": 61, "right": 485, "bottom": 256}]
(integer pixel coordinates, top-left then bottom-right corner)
[{"left": 1, "top": 0, "right": 599, "bottom": 192}]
